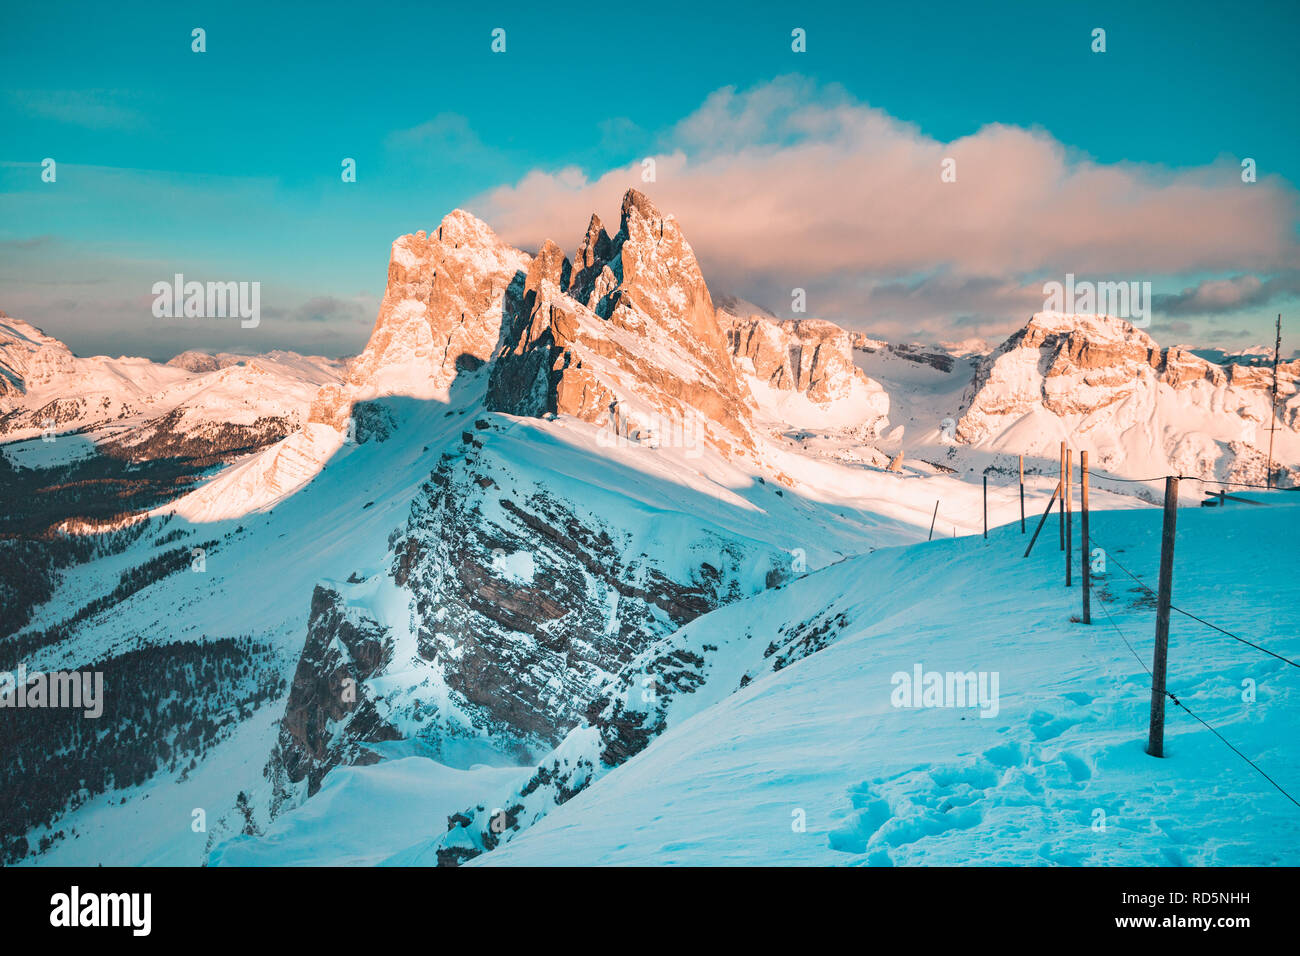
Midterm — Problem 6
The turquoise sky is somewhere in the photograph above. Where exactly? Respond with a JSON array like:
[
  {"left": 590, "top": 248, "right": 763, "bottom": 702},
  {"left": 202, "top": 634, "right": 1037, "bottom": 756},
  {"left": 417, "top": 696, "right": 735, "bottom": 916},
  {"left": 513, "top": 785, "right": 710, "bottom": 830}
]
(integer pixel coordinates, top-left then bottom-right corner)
[{"left": 2, "top": 0, "right": 1297, "bottom": 358}]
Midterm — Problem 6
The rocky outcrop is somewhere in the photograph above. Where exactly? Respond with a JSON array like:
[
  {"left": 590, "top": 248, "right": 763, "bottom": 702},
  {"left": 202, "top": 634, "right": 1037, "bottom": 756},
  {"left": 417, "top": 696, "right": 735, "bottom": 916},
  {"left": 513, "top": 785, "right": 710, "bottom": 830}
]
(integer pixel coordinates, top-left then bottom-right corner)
[
  {"left": 955, "top": 312, "right": 1300, "bottom": 485},
  {"left": 481, "top": 239, "right": 584, "bottom": 419},
  {"left": 879, "top": 342, "right": 956, "bottom": 373},
  {"left": 166, "top": 351, "right": 223, "bottom": 373},
  {"left": 431, "top": 596, "right": 858, "bottom": 866},
  {"left": 344, "top": 210, "right": 530, "bottom": 401},
  {"left": 388, "top": 417, "right": 785, "bottom": 751},
  {"left": 567, "top": 214, "right": 611, "bottom": 305},
  {"left": 721, "top": 314, "right": 891, "bottom": 444},
  {"left": 487, "top": 189, "right": 755, "bottom": 457},
  {"left": 0, "top": 316, "right": 76, "bottom": 404},
  {"left": 960, "top": 313, "right": 1229, "bottom": 439},
  {"left": 850, "top": 334, "right": 964, "bottom": 372},
  {"left": 726, "top": 316, "right": 887, "bottom": 406},
  {"left": 302, "top": 210, "right": 530, "bottom": 433},
  {"left": 259, "top": 407, "right": 794, "bottom": 830},
  {"left": 266, "top": 585, "right": 399, "bottom": 807}
]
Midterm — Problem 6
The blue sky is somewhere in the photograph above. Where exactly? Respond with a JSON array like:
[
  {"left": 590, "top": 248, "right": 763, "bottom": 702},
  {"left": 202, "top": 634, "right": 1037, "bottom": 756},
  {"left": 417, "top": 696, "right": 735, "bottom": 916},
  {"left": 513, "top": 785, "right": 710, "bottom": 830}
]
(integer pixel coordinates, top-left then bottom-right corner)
[{"left": 2, "top": 0, "right": 1298, "bottom": 358}]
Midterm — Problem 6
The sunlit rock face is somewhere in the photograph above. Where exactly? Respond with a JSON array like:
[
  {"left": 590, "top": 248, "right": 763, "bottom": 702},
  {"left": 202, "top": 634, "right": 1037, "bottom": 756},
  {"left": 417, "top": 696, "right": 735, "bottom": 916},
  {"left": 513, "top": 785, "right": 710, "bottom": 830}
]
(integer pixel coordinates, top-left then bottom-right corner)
[
  {"left": 487, "top": 189, "right": 757, "bottom": 458},
  {"left": 956, "top": 312, "right": 1300, "bottom": 486}
]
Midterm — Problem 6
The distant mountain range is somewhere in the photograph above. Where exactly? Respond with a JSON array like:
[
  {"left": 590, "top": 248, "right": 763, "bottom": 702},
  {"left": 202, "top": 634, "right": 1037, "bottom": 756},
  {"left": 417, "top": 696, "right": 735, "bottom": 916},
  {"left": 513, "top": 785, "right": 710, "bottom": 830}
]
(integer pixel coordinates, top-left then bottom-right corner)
[{"left": 3, "top": 190, "right": 1297, "bottom": 866}]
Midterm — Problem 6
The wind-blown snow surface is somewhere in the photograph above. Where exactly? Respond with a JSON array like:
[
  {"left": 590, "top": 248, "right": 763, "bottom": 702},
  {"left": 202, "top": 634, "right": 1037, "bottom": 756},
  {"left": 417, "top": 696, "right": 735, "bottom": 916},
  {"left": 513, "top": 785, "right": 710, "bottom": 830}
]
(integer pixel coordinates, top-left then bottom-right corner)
[
  {"left": 199, "top": 488, "right": 1300, "bottom": 867},
  {"left": 431, "top": 495, "right": 1296, "bottom": 866},
  {"left": 208, "top": 757, "right": 527, "bottom": 866}
]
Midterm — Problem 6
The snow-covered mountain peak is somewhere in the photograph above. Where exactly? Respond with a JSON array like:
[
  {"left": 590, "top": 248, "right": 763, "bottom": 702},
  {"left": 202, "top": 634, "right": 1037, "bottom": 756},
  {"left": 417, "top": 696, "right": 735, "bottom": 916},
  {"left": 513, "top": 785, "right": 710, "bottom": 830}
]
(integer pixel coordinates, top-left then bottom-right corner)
[
  {"left": 956, "top": 311, "right": 1299, "bottom": 486},
  {"left": 1, "top": 316, "right": 77, "bottom": 400},
  {"left": 342, "top": 212, "right": 531, "bottom": 401},
  {"left": 1, "top": 315, "right": 68, "bottom": 354},
  {"left": 485, "top": 189, "right": 756, "bottom": 458},
  {"left": 1025, "top": 310, "right": 1157, "bottom": 347},
  {"left": 433, "top": 207, "right": 503, "bottom": 249},
  {"left": 726, "top": 314, "right": 890, "bottom": 434}
]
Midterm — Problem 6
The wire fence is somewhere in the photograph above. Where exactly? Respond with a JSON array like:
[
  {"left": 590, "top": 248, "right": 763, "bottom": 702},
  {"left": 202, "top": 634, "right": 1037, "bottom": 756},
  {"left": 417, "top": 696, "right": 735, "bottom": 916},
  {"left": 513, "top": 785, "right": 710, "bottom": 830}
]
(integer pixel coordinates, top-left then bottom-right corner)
[
  {"left": 1087, "top": 573, "right": 1300, "bottom": 810},
  {"left": 1086, "top": 528, "right": 1300, "bottom": 670},
  {"left": 1004, "top": 462, "right": 1300, "bottom": 812}
]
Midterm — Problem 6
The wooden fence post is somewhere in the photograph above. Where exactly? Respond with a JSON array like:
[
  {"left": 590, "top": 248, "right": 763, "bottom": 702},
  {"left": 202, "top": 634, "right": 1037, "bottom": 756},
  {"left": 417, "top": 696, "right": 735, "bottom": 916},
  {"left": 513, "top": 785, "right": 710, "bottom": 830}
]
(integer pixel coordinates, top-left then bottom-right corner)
[
  {"left": 1147, "top": 476, "right": 1179, "bottom": 758},
  {"left": 1024, "top": 481, "right": 1062, "bottom": 558},
  {"left": 1081, "top": 451, "right": 1090, "bottom": 623},
  {"left": 1019, "top": 454, "right": 1025, "bottom": 533},
  {"left": 1059, "top": 441, "right": 1066, "bottom": 550},
  {"left": 1065, "top": 448, "right": 1073, "bottom": 586}
]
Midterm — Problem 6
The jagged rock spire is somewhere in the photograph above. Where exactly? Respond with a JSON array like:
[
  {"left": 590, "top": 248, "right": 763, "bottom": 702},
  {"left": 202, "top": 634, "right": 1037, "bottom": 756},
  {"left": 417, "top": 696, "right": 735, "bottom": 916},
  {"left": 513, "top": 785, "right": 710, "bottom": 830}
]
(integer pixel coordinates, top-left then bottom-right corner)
[
  {"left": 343, "top": 210, "right": 531, "bottom": 401},
  {"left": 575, "top": 214, "right": 612, "bottom": 271},
  {"left": 619, "top": 188, "right": 662, "bottom": 226},
  {"left": 488, "top": 189, "right": 754, "bottom": 454}
]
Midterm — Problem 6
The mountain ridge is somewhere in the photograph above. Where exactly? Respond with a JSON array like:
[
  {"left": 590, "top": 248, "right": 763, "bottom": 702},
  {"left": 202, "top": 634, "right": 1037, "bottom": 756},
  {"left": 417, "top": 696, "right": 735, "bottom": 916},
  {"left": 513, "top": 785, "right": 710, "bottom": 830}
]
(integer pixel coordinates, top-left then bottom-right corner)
[{"left": 4, "top": 190, "right": 1299, "bottom": 867}]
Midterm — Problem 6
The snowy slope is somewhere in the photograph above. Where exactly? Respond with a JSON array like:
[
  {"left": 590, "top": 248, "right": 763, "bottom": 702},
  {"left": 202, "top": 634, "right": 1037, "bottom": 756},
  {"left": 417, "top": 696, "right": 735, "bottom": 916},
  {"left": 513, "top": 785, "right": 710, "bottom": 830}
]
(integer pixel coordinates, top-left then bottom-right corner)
[
  {"left": 10, "top": 392, "right": 493, "bottom": 864},
  {"left": 15, "top": 376, "right": 1025, "bottom": 865},
  {"left": 208, "top": 757, "right": 527, "bottom": 867},
  {"left": 461, "top": 495, "right": 1300, "bottom": 866},
  {"left": 853, "top": 338, "right": 977, "bottom": 459},
  {"left": 8, "top": 192, "right": 1296, "bottom": 870}
]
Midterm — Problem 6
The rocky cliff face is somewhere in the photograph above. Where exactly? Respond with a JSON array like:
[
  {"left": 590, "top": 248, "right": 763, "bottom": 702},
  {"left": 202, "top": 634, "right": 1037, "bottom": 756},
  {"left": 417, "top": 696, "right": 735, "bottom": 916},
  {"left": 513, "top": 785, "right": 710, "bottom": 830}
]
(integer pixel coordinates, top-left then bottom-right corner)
[
  {"left": 487, "top": 190, "right": 755, "bottom": 457},
  {"left": 390, "top": 418, "right": 776, "bottom": 747},
  {"left": 726, "top": 315, "right": 888, "bottom": 409},
  {"left": 264, "top": 412, "right": 793, "bottom": 818},
  {"left": 854, "top": 338, "right": 957, "bottom": 374},
  {"left": 300, "top": 209, "right": 530, "bottom": 452},
  {"left": 266, "top": 585, "right": 399, "bottom": 807},
  {"left": 0, "top": 318, "right": 96, "bottom": 428},
  {"left": 432, "top": 579, "right": 858, "bottom": 866},
  {"left": 344, "top": 210, "right": 531, "bottom": 401},
  {"left": 956, "top": 312, "right": 1300, "bottom": 485},
  {"left": 719, "top": 313, "right": 892, "bottom": 458},
  {"left": 0, "top": 314, "right": 78, "bottom": 411}
]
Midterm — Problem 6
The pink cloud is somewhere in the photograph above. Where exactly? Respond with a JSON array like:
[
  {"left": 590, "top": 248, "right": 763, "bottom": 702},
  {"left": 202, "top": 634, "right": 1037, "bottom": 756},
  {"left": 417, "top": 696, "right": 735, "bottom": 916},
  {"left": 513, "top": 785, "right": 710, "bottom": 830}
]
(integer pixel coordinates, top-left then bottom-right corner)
[
  {"left": 1157, "top": 272, "right": 1300, "bottom": 315},
  {"left": 471, "top": 76, "right": 1299, "bottom": 285}
]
